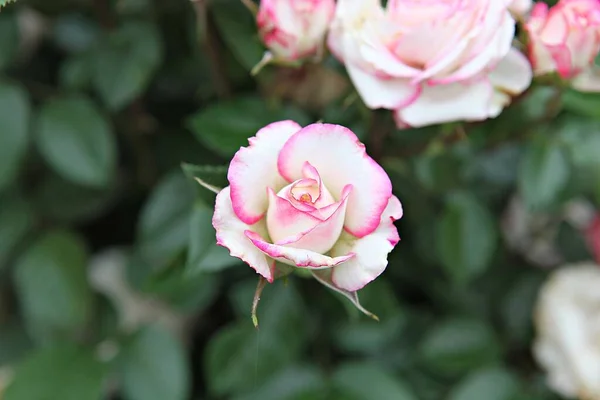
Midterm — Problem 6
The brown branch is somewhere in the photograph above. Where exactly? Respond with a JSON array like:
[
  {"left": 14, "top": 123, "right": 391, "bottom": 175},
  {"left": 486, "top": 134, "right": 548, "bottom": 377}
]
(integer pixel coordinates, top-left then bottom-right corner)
[{"left": 191, "top": 0, "right": 232, "bottom": 99}]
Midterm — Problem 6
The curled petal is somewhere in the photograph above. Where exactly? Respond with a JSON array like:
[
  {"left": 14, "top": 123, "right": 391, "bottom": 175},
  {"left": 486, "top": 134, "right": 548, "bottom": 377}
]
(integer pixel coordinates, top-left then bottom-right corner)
[
  {"left": 278, "top": 123, "right": 393, "bottom": 238},
  {"left": 266, "top": 187, "right": 323, "bottom": 244},
  {"left": 488, "top": 48, "right": 533, "bottom": 96},
  {"left": 228, "top": 120, "right": 302, "bottom": 225},
  {"left": 244, "top": 230, "right": 354, "bottom": 268},
  {"left": 213, "top": 187, "right": 274, "bottom": 282},
  {"left": 277, "top": 185, "right": 353, "bottom": 254},
  {"left": 330, "top": 195, "right": 403, "bottom": 291}
]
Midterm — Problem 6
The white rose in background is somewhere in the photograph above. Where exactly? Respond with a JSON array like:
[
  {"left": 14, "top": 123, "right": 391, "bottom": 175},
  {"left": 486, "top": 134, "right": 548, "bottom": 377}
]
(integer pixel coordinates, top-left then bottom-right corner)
[
  {"left": 509, "top": 0, "right": 533, "bottom": 19},
  {"left": 256, "top": 0, "right": 335, "bottom": 63},
  {"left": 534, "top": 263, "right": 600, "bottom": 399},
  {"left": 525, "top": 0, "right": 600, "bottom": 92},
  {"left": 328, "top": 0, "right": 532, "bottom": 128}
]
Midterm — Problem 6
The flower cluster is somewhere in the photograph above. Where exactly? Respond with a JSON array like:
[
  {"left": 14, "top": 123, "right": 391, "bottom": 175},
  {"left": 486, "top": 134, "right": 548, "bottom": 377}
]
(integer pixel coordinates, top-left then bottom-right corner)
[{"left": 256, "top": 0, "right": 600, "bottom": 127}]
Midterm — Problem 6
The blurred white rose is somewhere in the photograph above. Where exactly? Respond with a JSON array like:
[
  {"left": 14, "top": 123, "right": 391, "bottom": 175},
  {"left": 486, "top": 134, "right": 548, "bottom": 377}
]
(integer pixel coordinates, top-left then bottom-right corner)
[{"left": 534, "top": 263, "right": 600, "bottom": 399}]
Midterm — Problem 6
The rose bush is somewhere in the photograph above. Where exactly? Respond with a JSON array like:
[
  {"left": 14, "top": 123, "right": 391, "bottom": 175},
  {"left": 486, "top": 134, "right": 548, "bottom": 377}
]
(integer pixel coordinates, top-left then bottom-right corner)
[
  {"left": 257, "top": 0, "right": 335, "bottom": 62},
  {"left": 525, "top": 0, "right": 600, "bottom": 91},
  {"left": 328, "top": 0, "right": 532, "bottom": 128},
  {"left": 534, "top": 263, "right": 600, "bottom": 400},
  {"left": 212, "top": 121, "right": 402, "bottom": 295}
]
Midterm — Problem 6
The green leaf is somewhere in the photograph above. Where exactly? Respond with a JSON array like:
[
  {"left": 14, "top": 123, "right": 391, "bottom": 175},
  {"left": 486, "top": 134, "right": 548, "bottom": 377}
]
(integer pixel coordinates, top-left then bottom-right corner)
[
  {"left": 35, "top": 95, "right": 117, "bottom": 188},
  {"left": 118, "top": 325, "right": 189, "bottom": 400},
  {"left": 186, "top": 201, "right": 237, "bottom": 274},
  {"left": 4, "top": 345, "right": 106, "bottom": 400},
  {"left": 210, "top": 0, "right": 264, "bottom": 71},
  {"left": 233, "top": 366, "right": 326, "bottom": 400},
  {"left": 0, "top": 193, "right": 34, "bottom": 271},
  {"left": 32, "top": 173, "right": 117, "bottom": 223},
  {"left": 332, "top": 362, "right": 417, "bottom": 400},
  {"left": 449, "top": 367, "right": 520, "bottom": 400},
  {"left": 137, "top": 171, "right": 196, "bottom": 271},
  {"left": 92, "top": 21, "right": 163, "bottom": 110},
  {"left": 518, "top": 137, "right": 570, "bottom": 209},
  {"left": 13, "top": 230, "right": 93, "bottom": 343},
  {"left": 0, "top": 13, "right": 18, "bottom": 68},
  {"left": 0, "top": 81, "right": 30, "bottom": 190},
  {"left": 561, "top": 89, "right": 600, "bottom": 119},
  {"left": 0, "top": 0, "right": 18, "bottom": 9},
  {"left": 188, "top": 96, "right": 299, "bottom": 158},
  {"left": 437, "top": 192, "right": 497, "bottom": 284},
  {"left": 181, "top": 163, "right": 228, "bottom": 191},
  {"left": 419, "top": 318, "right": 500, "bottom": 375}
]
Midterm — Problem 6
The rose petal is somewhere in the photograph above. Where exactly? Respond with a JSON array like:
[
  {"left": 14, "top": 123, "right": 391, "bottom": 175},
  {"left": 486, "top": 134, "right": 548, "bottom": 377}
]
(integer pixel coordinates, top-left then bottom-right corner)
[
  {"left": 244, "top": 230, "right": 355, "bottom": 268},
  {"left": 572, "top": 66, "right": 600, "bottom": 92},
  {"left": 488, "top": 47, "right": 533, "bottom": 95},
  {"left": 395, "top": 79, "right": 494, "bottom": 127},
  {"left": 213, "top": 187, "right": 275, "bottom": 282},
  {"left": 266, "top": 187, "right": 323, "bottom": 244},
  {"left": 276, "top": 185, "right": 352, "bottom": 254},
  {"left": 228, "top": 120, "right": 302, "bottom": 225},
  {"left": 346, "top": 64, "right": 421, "bottom": 109},
  {"left": 277, "top": 123, "right": 393, "bottom": 238},
  {"left": 330, "top": 195, "right": 402, "bottom": 291}
]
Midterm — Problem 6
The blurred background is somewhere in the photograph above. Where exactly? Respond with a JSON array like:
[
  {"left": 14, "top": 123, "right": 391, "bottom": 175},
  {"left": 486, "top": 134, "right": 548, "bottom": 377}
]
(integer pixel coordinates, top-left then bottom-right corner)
[{"left": 0, "top": 0, "right": 599, "bottom": 399}]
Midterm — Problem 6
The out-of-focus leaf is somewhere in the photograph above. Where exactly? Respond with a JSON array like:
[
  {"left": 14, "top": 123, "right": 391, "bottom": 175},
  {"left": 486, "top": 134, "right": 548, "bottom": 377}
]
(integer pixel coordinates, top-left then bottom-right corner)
[
  {"left": 0, "top": 194, "right": 33, "bottom": 271},
  {"left": 118, "top": 325, "right": 189, "bottom": 400},
  {"left": 332, "top": 362, "right": 417, "bottom": 400},
  {"left": 188, "top": 96, "right": 304, "bottom": 158},
  {"left": 137, "top": 171, "right": 195, "bottom": 271},
  {"left": 518, "top": 136, "right": 570, "bottom": 209},
  {"left": 555, "top": 117, "right": 600, "bottom": 168},
  {"left": 181, "top": 163, "right": 228, "bottom": 190},
  {"left": 0, "top": 81, "right": 30, "bottom": 190},
  {"left": 4, "top": 345, "right": 106, "bottom": 400},
  {"left": 210, "top": 0, "right": 264, "bottom": 71},
  {"left": 207, "top": 281, "right": 307, "bottom": 396},
  {"left": 32, "top": 173, "right": 118, "bottom": 223},
  {"left": 13, "top": 230, "right": 93, "bottom": 343},
  {"left": 59, "top": 53, "right": 93, "bottom": 90},
  {"left": 233, "top": 365, "right": 326, "bottom": 400},
  {"left": 52, "top": 14, "right": 99, "bottom": 53},
  {"left": 500, "top": 272, "right": 545, "bottom": 345},
  {"left": 449, "top": 367, "right": 520, "bottom": 400},
  {"left": 437, "top": 192, "right": 497, "bottom": 284},
  {"left": 0, "top": 321, "right": 33, "bottom": 365},
  {"left": 419, "top": 318, "right": 500, "bottom": 375},
  {"left": 92, "top": 21, "right": 163, "bottom": 111},
  {"left": 0, "top": 13, "right": 18, "bottom": 67},
  {"left": 35, "top": 96, "right": 117, "bottom": 188},
  {"left": 562, "top": 89, "right": 600, "bottom": 119}
]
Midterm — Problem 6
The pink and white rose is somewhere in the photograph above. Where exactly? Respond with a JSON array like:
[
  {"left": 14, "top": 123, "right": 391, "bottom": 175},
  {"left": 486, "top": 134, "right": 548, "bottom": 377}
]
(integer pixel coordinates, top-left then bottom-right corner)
[
  {"left": 328, "top": 0, "right": 532, "bottom": 128},
  {"left": 525, "top": 0, "right": 600, "bottom": 92},
  {"left": 257, "top": 0, "right": 336, "bottom": 62},
  {"left": 212, "top": 121, "right": 402, "bottom": 295}
]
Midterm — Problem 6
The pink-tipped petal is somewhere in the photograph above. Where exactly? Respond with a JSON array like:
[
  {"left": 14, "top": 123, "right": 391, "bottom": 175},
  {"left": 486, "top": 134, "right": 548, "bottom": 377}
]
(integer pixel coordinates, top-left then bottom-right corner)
[
  {"left": 330, "top": 195, "right": 403, "bottom": 291},
  {"left": 213, "top": 187, "right": 274, "bottom": 282},
  {"left": 277, "top": 185, "right": 352, "bottom": 254},
  {"left": 277, "top": 123, "right": 393, "bottom": 238},
  {"left": 266, "top": 187, "right": 323, "bottom": 244},
  {"left": 228, "top": 120, "right": 302, "bottom": 225},
  {"left": 245, "top": 230, "right": 355, "bottom": 268}
]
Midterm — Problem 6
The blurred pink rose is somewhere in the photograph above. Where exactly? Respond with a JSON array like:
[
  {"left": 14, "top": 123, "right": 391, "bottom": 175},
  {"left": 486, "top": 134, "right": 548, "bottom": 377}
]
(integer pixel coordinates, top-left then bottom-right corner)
[
  {"left": 525, "top": 0, "right": 600, "bottom": 91},
  {"left": 212, "top": 121, "right": 402, "bottom": 292},
  {"left": 257, "top": 0, "right": 335, "bottom": 62},
  {"left": 328, "top": 0, "right": 532, "bottom": 128}
]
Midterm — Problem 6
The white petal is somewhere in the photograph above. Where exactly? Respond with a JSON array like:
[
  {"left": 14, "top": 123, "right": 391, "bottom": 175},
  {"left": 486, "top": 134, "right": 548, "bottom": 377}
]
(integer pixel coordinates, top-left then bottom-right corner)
[
  {"left": 330, "top": 196, "right": 402, "bottom": 291},
  {"left": 213, "top": 187, "right": 274, "bottom": 281},
  {"left": 489, "top": 47, "right": 533, "bottom": 95}
]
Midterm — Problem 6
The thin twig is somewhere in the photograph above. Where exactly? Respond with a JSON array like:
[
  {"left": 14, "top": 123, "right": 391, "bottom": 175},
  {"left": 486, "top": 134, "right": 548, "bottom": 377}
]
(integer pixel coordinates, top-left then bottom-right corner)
[{"left": 190, "top": 0, "right": 232, "bottom": 99}]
